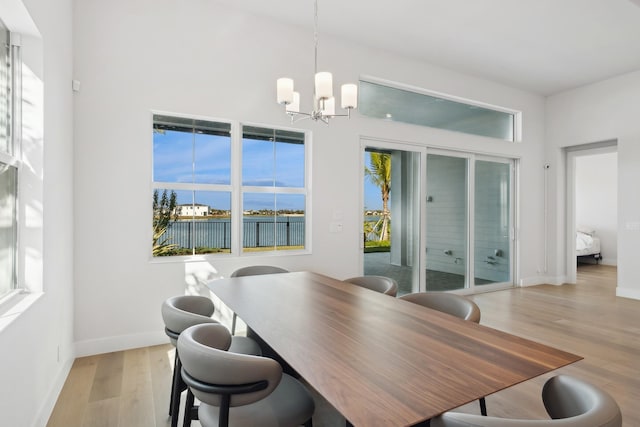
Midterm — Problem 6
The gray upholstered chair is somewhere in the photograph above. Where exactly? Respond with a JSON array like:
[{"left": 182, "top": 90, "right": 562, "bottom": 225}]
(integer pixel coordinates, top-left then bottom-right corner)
[
  {"left": 229, "top": 265, "right": 289, "bottom": 334},
  {"left": 399, "top": 292, "right": 481, "bottom": 323},
  {"left": 430, "top": 375, "right": 622, "bottom": 427},
  {"left": 399, "top": 292, "right": 484, "bottom": 414},
  {"left": 177, "top": 323, "right": 315, "bottom": 427},
  {"left": 344, "top": 275, "right": 398, "bottom": 297},
  {"left": 162, "top": 295, "right": 262, "bottom": 427}
]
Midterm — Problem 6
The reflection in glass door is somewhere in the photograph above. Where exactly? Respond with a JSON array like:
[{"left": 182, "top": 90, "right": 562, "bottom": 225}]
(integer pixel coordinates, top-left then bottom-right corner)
[
  {"left": 425, "top": 153, "right": 513, "bottom": 291},
  {"left": 425, "top": 154, "right": 468, "bottom": 291},
  {"left": 474, "top": 160, "right": 512, "bottom": 286}
]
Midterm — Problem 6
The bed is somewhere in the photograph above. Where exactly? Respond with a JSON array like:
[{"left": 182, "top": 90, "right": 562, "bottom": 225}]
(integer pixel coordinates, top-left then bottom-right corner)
[{"left": 576, "top": 227, "right": 601, "bottom": 264}]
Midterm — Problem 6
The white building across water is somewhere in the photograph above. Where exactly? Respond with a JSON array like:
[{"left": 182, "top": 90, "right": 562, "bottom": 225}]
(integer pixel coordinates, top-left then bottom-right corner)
[{"left": 176, "top": 204, "right": 210, "bottom": 217}]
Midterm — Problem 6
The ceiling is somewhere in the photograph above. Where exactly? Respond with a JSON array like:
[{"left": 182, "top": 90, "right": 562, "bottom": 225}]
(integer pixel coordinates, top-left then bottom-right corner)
[{"left": 215, "top": 0, "right": 640, "bottom": 96}]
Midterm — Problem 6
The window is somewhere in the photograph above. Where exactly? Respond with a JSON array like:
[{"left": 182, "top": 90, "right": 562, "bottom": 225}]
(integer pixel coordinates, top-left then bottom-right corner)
[
  {"left": 1, "top": 19, "right": 18, "bottom": 298},
  {"left": 358, "top": 78, "right": 519, "bottom": 142},
  {"left": 0, "top": 164, "right": 17, "bottom": 297},
  {"left": 241, "top": 126, "right": 306, "bottom": 252},
  {"left": 152, "top": 114, "right": 309, "bottom": 257}
]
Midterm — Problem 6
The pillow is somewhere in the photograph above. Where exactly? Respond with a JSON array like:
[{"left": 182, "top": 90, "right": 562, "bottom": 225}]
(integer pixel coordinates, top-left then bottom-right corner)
[
  {"left": 576, "top": 226, "right": 595, "bottom": 236},
  {"left": 576, "top": 232, "right": 593, "bottom": 251}
]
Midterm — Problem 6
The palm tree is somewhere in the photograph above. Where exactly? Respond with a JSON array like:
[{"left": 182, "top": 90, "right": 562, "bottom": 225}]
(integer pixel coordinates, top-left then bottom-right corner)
[
  {"left": 152, "top": 189, "right": 179, "bottom": 256},
  {"left": 365, "top": 152, "right": 391, "bottom": 241}
]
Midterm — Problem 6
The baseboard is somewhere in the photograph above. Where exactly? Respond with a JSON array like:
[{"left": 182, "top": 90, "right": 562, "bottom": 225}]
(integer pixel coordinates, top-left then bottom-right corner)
[
  {"left": 616, "top": 286, "right": 640, "bottom": 301},
  {"left": 601, "top": 258, "right": 617, "bottom": 266},
  {"left": 519, "top": 275, "right": 566, "bottom": 287},
  {"left": 33, "top": 356, "right": 74, "bottom": 427},
  {"left": 74, "top": 330, "right": 169, "bottom": 357}
]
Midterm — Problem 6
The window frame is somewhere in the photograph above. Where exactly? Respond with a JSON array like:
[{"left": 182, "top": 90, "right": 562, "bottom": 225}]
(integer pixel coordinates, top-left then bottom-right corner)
[
  {"left": 150, "top": 111, "right": 312, "bottom": 260},
  {"left": 0, "top": 22, "right": 21, "bottom": 300}
]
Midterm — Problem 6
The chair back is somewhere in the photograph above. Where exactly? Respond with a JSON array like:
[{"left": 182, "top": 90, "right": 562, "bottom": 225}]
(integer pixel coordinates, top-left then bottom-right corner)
[
  {"left": 177, "top": 323, "right": 282, "bottom": 408},
  {"left": 230, "top": 265, "right": 289, "bottom": 277},
  {"left": 542, "top": 375, "right": 622, "bottom": 427},
  {"left": 399, "top": 292, "right": 481, "bottom": 323},
  {"left": 344, "top": 275, "right": 398, "bottom": 297},
  {"left": 431, "top": 375, "right": 622, "bottom": 427},
  {"left": 162, "top": 295, "right": 217, "bottom": 344}
]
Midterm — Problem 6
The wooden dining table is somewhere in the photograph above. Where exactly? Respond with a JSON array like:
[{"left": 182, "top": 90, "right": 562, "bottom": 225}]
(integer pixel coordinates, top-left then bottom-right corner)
[{"left": 207, "top": 271, "right": 582, "bottom": 426}]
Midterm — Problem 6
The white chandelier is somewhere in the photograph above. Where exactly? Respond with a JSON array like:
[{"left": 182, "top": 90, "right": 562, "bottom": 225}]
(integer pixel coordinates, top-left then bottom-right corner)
[{"left": 276, "top": 0, "right": 358, "bottom": 124}]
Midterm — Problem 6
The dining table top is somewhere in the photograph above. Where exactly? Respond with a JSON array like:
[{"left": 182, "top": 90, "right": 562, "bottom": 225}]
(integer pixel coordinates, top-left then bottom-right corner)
[{"left": 207, "top": 271, "right": 582, "bottom": 426}]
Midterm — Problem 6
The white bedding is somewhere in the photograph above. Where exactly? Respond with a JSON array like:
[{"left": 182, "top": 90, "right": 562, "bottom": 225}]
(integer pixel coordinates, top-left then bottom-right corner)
[{"left": 576, "top": 231, "right": 600, "bottom": 256}]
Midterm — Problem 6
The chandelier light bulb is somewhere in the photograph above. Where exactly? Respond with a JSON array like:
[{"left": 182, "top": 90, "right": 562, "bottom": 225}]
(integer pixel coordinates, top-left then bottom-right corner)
[
  {"left": 286, "top": 92, "right": 301, "bottom": 113},
  {"left": 322, "top": 97, "right": 335, "bottom": 116},
  {"left": 315, "top": 72, "right": 333, "bottom": 100},
  {"left": 277, "top": 78, "right": 294, "bottom": 105},
  {"left": 341, "top": 83, "right": 358, "bottom": 109}
]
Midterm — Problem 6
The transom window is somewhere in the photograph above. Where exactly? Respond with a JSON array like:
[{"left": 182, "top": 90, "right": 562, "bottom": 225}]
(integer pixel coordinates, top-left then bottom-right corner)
[
  {"left": 359, "top": 78, "right": 520, "bottom": 142},
  {"left": 152, "top": 114, "right": 309, "bottom": 257}
]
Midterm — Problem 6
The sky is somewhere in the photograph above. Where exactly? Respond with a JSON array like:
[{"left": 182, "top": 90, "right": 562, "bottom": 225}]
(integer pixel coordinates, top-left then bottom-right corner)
[
  {"left": 153, "top": 128, "right": 385, "bottom": 211},
  {"left": 153, "top": 129, "right": 307, "bottom": 211},
  {"left": 364, "top": 153, "right": 385, "bottom": 211}
]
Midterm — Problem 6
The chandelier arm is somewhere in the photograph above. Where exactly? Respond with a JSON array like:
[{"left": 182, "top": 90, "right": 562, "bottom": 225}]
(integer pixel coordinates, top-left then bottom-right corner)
[
  {"left": 323, "top": 110, "right": 352, "bottom": 119},
  {"left": 286, "top": 111, "right": 312, "bottom": 124},
  {"left": 292, "top": 115, "right": 312, "bottom": 124}
]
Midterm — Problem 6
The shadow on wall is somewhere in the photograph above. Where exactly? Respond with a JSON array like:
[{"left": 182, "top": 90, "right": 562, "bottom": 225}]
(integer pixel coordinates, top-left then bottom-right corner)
[{"left": 183, "top": 261, "right": 235, "bottom": 330}]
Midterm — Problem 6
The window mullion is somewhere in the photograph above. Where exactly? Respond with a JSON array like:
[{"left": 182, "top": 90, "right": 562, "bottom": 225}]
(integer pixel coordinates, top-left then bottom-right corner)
[{"left": 231, "top": 121, "right": 242, "bottom": 256}]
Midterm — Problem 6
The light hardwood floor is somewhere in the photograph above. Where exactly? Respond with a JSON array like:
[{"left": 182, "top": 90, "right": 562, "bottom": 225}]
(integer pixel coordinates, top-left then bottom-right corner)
[{"left": 47, "top": 265, "right": 638, "bottom": 426}]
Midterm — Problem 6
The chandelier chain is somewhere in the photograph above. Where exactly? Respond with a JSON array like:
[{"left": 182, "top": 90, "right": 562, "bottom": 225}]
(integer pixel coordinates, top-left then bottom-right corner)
[{"left": 314, "top": 0, "right": 319, "bottom": 76}]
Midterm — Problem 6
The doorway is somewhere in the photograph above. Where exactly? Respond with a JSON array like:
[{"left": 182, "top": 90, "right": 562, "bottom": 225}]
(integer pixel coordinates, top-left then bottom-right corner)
[{"left": 565, "top": 142, "right": 618, "bottom": 283}]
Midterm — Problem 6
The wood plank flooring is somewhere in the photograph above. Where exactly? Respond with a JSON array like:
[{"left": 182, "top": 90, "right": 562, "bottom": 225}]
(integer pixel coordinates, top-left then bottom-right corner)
[{"left": 47, "top": 265, "right": 638, "bottom": 426}]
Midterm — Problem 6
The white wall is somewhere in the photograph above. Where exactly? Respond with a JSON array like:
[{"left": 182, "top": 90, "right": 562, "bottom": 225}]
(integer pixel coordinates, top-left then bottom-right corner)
[
  {"left": 0, "top": 0, "right": 74, "bottom": 425},
  {"left": 547, "top": 70, "right": 640, "bottom": 299},
  {"left": 72, "top": 0, "right": 549, "bottom": 356},
  {"left": 575, "top": 151, "right": 617, "bottom": 265}
]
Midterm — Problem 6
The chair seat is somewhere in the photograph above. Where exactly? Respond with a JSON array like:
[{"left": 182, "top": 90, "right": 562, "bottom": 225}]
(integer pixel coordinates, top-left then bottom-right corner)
[
  {"left": 197, "top": 374, "right": 315, "bottom": 427},
  {"left": 229, "top": 336, "right": 262, "bottom": 356}
]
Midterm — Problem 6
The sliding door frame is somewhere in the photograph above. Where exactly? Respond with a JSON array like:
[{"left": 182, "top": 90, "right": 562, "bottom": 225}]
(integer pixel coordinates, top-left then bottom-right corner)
[{"left": 470, "top": 153, "right": 517, "bottom": 293}]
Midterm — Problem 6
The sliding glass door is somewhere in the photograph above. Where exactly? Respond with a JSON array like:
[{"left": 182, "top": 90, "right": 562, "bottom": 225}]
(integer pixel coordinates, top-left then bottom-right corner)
[
  {"left": 474, "top": 159, "right": 512, "bottom": 287},
  {"left": 362, "top": 145, "right": 422, "bottom": 296},
  {"left": 361, "top": 141, "right": 515, "bottom": 294},
  {"left": 425, "top": 154, "right": 468, "bottom": 291}
]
